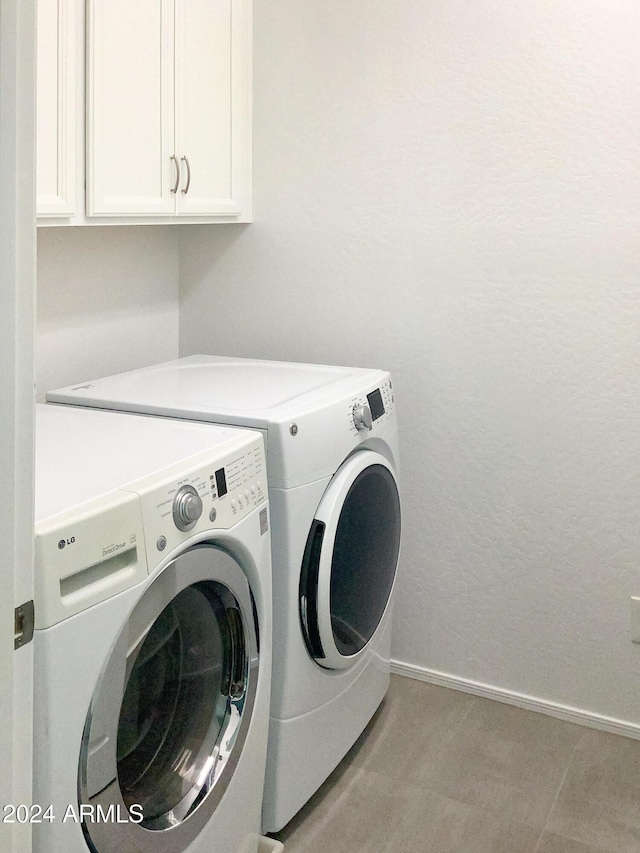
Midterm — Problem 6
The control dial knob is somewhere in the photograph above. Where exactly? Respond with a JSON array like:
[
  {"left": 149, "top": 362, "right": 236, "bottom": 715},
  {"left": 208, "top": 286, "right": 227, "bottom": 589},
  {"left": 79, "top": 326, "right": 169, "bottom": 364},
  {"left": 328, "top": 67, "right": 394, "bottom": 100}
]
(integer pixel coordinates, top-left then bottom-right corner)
[
  {"left": 352, "top": 403, "right": 373, "bottom": 431},
  {"left": 173, "top": 485, "right": 203, "bottom": 531}
]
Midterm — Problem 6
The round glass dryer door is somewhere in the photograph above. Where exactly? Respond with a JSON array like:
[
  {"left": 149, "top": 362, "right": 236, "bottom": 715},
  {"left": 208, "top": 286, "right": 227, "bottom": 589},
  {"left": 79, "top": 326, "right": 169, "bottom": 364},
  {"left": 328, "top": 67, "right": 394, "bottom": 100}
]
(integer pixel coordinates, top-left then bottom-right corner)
[
  {"left": 299, "top": 450, "right": 401, "bottom": 670},
  {"left": 79, "top": 545, "right": 259, "bottom": 853}
]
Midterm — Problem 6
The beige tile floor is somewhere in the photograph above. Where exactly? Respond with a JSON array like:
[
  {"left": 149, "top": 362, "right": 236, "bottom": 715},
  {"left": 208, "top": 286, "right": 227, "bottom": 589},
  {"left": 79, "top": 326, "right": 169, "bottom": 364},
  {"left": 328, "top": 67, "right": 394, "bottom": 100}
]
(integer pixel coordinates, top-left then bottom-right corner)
[{"left": 270, "top": 675, "right": 640, "bottom": 853}]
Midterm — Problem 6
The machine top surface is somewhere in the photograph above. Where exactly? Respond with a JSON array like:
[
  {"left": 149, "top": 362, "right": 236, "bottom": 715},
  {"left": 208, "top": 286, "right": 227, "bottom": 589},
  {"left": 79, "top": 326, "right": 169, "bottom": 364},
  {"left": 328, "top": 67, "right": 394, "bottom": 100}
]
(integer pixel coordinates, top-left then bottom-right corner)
[
  {"left": 36, "top": 403, "right": 260, "bottom": 522},
  {"left": 47, "top": 354, "right": 389, "bottom": 427}
]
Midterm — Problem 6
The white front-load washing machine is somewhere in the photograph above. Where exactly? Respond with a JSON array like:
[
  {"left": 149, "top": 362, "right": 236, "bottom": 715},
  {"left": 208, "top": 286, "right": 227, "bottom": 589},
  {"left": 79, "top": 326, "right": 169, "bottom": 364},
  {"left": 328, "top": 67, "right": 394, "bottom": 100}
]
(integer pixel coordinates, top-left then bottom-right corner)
[
  {"left": 48, "top": 355, "right": 402, "bottom": 831},
  {"left": 33, "top": 403, "right": 272, "bottom": 853}
]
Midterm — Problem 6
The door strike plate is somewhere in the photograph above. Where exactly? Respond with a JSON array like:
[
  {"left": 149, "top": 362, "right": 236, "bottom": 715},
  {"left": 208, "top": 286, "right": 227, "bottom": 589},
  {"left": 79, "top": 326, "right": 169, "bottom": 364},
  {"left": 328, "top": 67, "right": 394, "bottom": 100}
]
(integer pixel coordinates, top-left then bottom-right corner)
[{"left": 14, "top": 600, "right": 34, "bottom": 650}]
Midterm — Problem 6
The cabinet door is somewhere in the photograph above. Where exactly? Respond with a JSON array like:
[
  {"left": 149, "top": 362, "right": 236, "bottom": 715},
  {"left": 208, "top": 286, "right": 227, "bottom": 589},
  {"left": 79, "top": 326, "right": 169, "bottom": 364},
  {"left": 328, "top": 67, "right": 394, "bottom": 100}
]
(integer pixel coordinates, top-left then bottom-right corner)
[
  {"left": 174, "top": 0, "right": 250, "bottom": 216},
  {"left": 36, "top": 0, "right": 76, "bottom": 216},
  {"left": 87, "top": 0, "right": 175, "bottom": 216}
]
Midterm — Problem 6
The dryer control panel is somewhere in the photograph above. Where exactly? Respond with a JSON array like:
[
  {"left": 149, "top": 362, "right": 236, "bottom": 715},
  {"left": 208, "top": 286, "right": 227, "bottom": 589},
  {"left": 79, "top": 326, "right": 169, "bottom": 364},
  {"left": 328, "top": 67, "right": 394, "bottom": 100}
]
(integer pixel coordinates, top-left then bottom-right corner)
[
  {"left": 126, "top": 433, "right": 267, "bottom": 572},
  {"left": 349, "top": 377, "right": 394, "bottom": 435}
]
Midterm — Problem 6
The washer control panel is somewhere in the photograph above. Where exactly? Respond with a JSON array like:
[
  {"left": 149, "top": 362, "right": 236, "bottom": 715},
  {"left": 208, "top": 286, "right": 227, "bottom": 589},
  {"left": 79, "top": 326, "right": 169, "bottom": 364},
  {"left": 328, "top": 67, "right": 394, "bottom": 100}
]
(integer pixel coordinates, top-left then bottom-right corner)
[
  {"left": 349, "top": 377, "right": 394, "bottom": 435},
  {"left": 128, "top": 433, "right": 267, "bottom": 569}
]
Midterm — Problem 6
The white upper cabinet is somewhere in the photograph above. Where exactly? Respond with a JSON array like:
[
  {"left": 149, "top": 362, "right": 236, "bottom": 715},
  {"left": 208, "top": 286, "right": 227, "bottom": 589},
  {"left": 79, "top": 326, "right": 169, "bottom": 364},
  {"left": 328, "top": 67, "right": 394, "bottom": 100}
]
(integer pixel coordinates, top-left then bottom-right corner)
[
  {"left": 174, "top": 0, "right": 238, "bottom": 216},
  {"left": 87, "top": 0, "right": 251, "bottom": 221},
  {"left": 36, "top": 0, "right": 251, "bottom": 225},
  {"left": 86, "top": 0, "right": 176, "bottom": 216},
  {"left": 36, "top": 0, "right": 77, "bottom": 216}
]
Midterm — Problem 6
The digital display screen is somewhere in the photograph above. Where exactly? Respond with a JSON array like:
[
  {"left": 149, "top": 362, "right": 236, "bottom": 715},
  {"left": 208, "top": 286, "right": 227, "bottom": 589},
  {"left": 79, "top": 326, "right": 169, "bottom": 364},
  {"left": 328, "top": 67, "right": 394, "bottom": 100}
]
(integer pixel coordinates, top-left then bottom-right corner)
[
  {"left": 367, "top": 388, "right": 385, "bottom": 421},
  {"left": 214, "top": 467, "right": 228, "bottom": 497}
]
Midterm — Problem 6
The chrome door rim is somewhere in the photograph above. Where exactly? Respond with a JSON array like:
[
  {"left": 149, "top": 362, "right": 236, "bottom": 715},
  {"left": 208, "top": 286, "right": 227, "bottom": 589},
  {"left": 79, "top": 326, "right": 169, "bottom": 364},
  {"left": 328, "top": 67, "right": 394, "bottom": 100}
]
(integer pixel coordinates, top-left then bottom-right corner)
[{"left": 78, "top": 544, "right": 259, "bottom": 853}]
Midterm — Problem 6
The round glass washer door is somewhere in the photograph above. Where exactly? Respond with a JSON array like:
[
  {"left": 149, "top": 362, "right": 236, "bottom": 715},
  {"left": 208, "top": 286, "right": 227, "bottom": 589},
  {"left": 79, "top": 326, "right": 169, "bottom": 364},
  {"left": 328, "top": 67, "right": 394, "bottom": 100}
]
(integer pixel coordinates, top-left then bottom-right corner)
[
  {"left": 299, "top": 450, "right": 401, "bottom": 670},
  {"left": 79, "top": 544, "right": 258, "bottom": 853}
]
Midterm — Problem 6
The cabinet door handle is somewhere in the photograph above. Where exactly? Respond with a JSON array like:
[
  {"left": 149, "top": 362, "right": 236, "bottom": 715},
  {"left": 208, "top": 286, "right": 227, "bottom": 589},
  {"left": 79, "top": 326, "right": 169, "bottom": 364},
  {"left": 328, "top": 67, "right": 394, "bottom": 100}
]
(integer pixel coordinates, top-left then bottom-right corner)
[
  {"left": 181, "top": 156, "right": 191, "bottom": 195},
  {"left": 171, "top": 155, "right": 181, "bottom": 194}
]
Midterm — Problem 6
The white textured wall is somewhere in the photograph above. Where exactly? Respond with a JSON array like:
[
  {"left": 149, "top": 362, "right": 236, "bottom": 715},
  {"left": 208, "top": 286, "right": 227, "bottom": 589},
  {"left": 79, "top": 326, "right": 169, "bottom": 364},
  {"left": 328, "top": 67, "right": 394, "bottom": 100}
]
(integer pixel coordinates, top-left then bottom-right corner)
[
  {"left": 37, "top": 226, "right": 180, "bottom": 398},
  {"left": 179, "top": 1, "right": 640, "bottom": 725}
]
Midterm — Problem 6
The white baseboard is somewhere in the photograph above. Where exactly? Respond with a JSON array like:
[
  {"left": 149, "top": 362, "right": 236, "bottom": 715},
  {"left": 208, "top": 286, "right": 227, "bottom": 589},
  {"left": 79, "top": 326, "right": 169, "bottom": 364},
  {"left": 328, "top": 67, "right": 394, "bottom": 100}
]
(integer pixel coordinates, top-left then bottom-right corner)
[{"left": 391, "top": 659, "right": 640, "bottom": 741}]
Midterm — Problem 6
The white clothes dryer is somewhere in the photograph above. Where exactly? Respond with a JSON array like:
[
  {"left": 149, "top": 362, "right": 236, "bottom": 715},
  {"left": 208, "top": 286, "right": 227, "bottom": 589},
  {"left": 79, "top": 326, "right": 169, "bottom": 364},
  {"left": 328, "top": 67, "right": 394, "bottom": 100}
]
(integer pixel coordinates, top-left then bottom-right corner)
[
  {"left": 33, "top": 403, "right": 272, "bottom": 853},
  {"left": 48, "top": 355, "right": 402, "bottom": 831}
]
